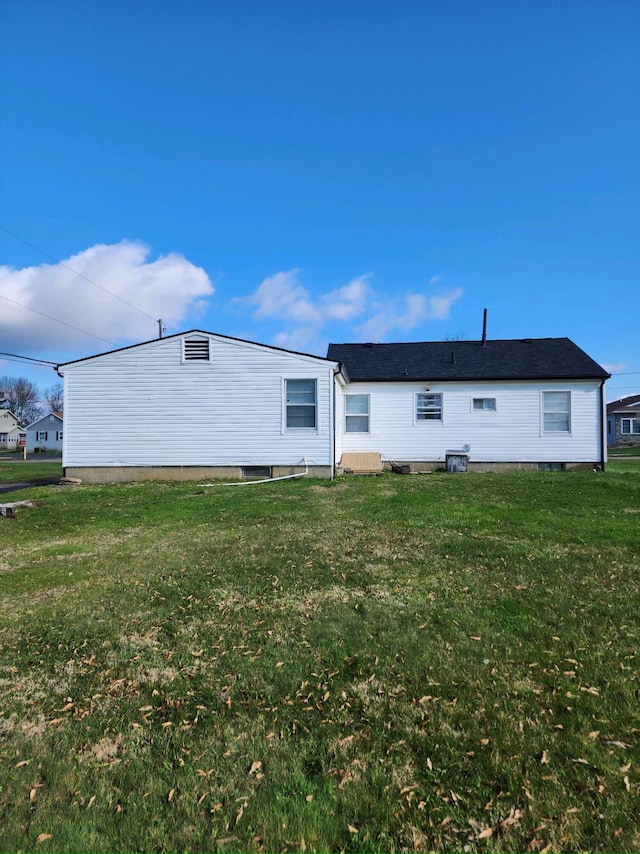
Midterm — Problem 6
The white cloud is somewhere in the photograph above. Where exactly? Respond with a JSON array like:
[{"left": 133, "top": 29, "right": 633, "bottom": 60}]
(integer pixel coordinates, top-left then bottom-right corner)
[
  {"left": 0, "top": 241, "right": 214, "bottom": 358},
  {"left": 355, "top": 288, "right": 463, "bottom": 341},
  {"left": 241, "top": 270, "right": 462, "bottom": 350},
  {"left": 602, "top": 362, "right": 627, "bottom": 374}
]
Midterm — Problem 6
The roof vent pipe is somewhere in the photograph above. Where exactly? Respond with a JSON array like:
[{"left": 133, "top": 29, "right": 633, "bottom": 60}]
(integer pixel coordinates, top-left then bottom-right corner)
[
  {"left": 481, "top": 308, "right": 487, "bottom": 347},
  {"left": 451, "top": 350, "right": 456, "bottom": 364}
]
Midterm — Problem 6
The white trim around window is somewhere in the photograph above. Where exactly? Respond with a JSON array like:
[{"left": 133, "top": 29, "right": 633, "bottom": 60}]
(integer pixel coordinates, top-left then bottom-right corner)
[
  {"left": 284, "top": 378, "right": 318, "bottom": 431},
  {"left": 472, "top": 397, "right": 496, "bottom": 412},
  {"left": 542, "top": 390, "right": 571, "bottom": 434},
  {"left": 621, "top": 417, "right": 640, "bottom": 435},
  {"left": 415, "top": 392, "right": 443, "bottom": 422},
  {"left": 345, "top": 394, "right": 370, "bottom": 433}
]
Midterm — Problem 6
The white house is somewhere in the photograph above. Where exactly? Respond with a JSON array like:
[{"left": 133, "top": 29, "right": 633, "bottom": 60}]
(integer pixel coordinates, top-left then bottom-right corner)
[
  {"left": 329, "top": 338, "right": 610, "bottom": 472},
  {"left": 56, "top": 331, "right": 609, "bottom": 483},
  {"left": 0, "top": 410, "right": 25, "bottom": 450},
  {"left": 25, "top": 412, "right": 64, "bottom": 453},
  {"left": 57, "top": 332, "right": 344, "bottom": 482}
]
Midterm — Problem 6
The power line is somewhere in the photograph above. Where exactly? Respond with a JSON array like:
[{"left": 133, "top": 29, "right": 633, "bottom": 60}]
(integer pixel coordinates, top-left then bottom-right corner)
[
  {"left": 0, "top": 294, "right": 116, "bottom": 346},
  {"left": 0, "top": 223, "right": 177, "bottom": 332},
  {"left": 0, "top": 352, "right": 57, "bottom": 366}
]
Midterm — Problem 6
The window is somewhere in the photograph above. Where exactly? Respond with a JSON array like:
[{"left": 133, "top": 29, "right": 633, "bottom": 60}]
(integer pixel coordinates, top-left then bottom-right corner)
[
  {"left": 56, "top": 431, "right": 63, "bottom": 441},
  {"left": 183, "top": 336, "right": 211, "bottom": 362},
  {"left": 416, "top": 393, "right": 442, "bottom": 421},
  {"left": 242, "top": 466, "right": 272, "bottom": 479},
  {"left": 543, "top": 391, "right": 571, "bottom": 433},
  {"left": 38, "top": 431, "right": 48, "bottom": 441},
  {"left": 473, "top": 397, "right": 496, "bottom": 411},
  {"left": 621, "top": 418, "right": 640, "bottom": 435},
  {"left": 286, "top": 379, "right": 317, "bottom": 429},
  {"left": 345, "top": 395, "right": 370, "bottom": 432}
]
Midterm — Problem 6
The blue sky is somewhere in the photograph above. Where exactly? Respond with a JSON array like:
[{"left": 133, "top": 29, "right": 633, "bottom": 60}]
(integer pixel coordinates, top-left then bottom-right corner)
[{"left": 1, "top": 0, "right": 638, "bottom": 400}]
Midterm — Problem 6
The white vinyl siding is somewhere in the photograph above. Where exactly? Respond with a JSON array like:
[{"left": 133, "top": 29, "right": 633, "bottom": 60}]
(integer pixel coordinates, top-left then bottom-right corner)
[
  {"left": 61, "top": 336, "right": 337, "bottom": 468},
  {"left": 341, "top": 380, "right": 602, "bottom": 464},
  {"left": 345, "top": 394, "right": 369, "bottom": 433},
  {"left": 543, "top": 391, "right": 571, "bottom": 433}
]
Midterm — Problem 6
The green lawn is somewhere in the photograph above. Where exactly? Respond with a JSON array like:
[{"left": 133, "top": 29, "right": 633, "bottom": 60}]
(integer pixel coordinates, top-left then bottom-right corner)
[{"left": 0, "top": 464, "right": 638, "bottom": 852}]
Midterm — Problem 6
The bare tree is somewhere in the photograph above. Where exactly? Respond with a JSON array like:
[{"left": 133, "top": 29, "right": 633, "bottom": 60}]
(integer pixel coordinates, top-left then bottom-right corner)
[
  {"left": 44, "top": 382, "right": 64, "bottom": 413},
  {"left": 0, "top": 376, "right": 43, "bottom": 425},
  {"left": 443, "top": 331, "right": 466, "bottom": 341}
]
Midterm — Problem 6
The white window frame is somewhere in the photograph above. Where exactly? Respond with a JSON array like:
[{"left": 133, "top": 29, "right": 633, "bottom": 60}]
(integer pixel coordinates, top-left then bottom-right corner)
[
  {"left": 38, "top": 431, "right": 48, "bottom": 441},
  {"left": 56, "top": 431, "right": 63, "bottom": 441},
  {"left": 416, "top": 392, "right": 443, "bottom": 422},
  {"left": 284, "top": 378, "right": 318, "bottom": 431},
  {"left": 181, "top": 335, "right": 212, "bottom": 363},
  {"left": 542, "top": 391, "right": 571, "bottom": 434},
  {"left": 621, "top": 417, "right": 640, "bottom": 435},
  {"left": 345, "top": 394, "right": 370, "bottom": 433},
  {"left": 472, "top": 397, "right": 496, "bottom": 412}
]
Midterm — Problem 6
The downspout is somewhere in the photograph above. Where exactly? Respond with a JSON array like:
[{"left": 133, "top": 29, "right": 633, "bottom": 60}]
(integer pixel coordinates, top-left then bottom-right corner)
[
  {"left": 599, "top": 379, "right": 607, "bottom": 472},
  {"left": 331, "top": 368, "right": 336, "bottom": 480}
]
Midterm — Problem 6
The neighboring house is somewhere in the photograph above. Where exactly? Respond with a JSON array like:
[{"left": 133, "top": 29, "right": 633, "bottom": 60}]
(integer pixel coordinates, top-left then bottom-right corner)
[
  {"left": 26, "top": 412, "right": 64, "bottom": 453},
  {"left": 0, "top": 410, "right": 26, "bottom": 449},
  {"left": 606, "top": 395, "right": 640, "bottom": 446},
  {"left": 56, "top": 331, "right": 609, "bottom": 483}
]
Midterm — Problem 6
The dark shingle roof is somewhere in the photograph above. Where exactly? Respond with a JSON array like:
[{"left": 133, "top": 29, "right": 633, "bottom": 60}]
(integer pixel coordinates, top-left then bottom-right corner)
[
  {"left": 326, "top": 338, "right": 609, "bottom": 382},
  {"left": 607, "top": 394, "right": 640, "bottom": 414}
]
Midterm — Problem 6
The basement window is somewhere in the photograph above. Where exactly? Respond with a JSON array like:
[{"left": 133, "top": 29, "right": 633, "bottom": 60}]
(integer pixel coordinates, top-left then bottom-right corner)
[
  {"left": 538, "top": 463, "right": 564, "bottom": 471},
  {"left": 242, "top": 466, "right": 272, "bottom": 479},
  {"left": 182, "top": 336, "right": 211, "bottom": 362}
]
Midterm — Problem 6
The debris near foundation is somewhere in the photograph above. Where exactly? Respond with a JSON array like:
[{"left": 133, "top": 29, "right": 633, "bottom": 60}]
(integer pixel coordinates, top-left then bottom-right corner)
[
  {"left": 391, "top": 462, "right": 411, "bottom": 475},
  {"left": 59, "top": 477, "right": 83, "bottom": 486}
]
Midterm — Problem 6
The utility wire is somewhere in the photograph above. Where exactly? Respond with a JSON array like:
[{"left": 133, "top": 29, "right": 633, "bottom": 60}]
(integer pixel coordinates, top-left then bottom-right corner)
[
  {"left": 0, "top": 294, "right": 116, "bottom": 346},
  {"left": 0, "top": 351, "right": 57, "bottom": 366},
  {"left": 0, "top": 223, "right": 176, "bottom": 331}
]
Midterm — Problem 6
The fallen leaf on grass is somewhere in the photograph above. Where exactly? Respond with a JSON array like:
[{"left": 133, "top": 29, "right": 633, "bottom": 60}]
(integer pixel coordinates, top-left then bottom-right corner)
[
  {"left": 306, "top": 794, "right": 314, "bottom": 802},
  {"left": 249, "top": 761, "right": 262, "bottom": 776},
  {"left": 87, "top": 795, "right": 96, "bottom": 808},
  {"left": 348, "top": 825, "right": 358, "bottom": 834},
  {"left": 15, "top": 759, "right": 30, "bottom": 768},
  {"left": 477, "top": 826, "right": 494, "bottom": 840},
  {"left": 235, "top": 805, "right": 244, "bottom": 824},
  {"left": 540, "top": 750, "right": 550, "bottom": 765},
  {"left": 624, "top": 776, "right": 630, "bottom": 792},
  {"left": 36, "top": 834, "right": 52, "bottom": 844},
  {"left": 275, "top": 661, "right": 284, "bottom": 668},
  {"left": 168, "top": 789, "right": 175, "bottom": 802}
]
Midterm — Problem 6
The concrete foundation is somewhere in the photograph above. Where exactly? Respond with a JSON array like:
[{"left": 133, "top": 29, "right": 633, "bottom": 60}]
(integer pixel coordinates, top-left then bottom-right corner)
[
  {"left": 380, "top": 460, "right": 602, "bottom": 473},
  {"left": 64, "top": 464, "right": 333, "bottom": 484}
]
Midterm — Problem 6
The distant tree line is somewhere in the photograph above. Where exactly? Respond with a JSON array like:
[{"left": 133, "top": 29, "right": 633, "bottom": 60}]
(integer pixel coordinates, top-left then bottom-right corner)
[{"left": 0, "top": 376, "right": 63, "bottom": 425}]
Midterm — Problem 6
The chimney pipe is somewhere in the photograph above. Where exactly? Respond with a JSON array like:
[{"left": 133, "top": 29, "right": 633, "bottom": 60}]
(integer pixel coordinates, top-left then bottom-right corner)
[{"left": 481, "top": 308, "right": 487, "bottom": 347}]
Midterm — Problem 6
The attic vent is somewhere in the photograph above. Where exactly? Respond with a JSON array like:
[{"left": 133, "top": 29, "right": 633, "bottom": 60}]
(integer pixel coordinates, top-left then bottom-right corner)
[{"left": 183, "top": 337, "right": 210, "bottom": 362}]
